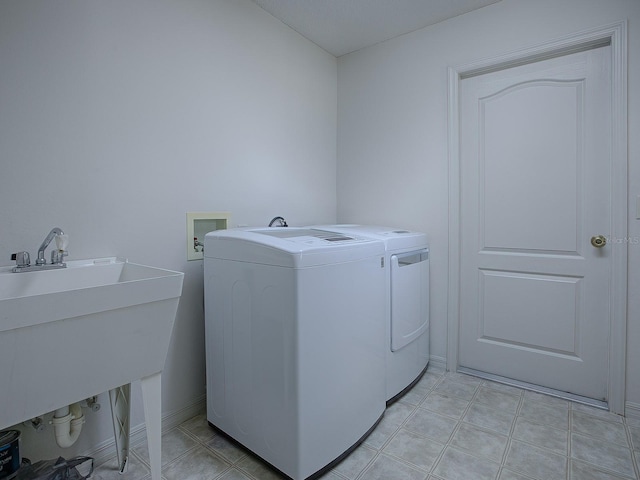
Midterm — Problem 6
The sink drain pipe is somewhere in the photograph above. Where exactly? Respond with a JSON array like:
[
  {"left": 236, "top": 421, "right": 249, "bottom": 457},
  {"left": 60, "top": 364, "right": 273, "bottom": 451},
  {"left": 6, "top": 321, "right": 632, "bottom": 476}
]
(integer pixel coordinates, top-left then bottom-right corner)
[{"left": 51, "top": 403, "right": 85, "bottom": 448}]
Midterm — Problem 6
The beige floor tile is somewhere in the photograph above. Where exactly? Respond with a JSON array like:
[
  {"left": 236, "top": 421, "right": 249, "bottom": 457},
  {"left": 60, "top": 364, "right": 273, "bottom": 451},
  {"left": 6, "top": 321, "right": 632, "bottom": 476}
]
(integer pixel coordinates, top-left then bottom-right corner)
[
  {"left": 162, "top": 446, "right": 230, "bottom": 480},
  {"left": 235, "top": 454, "right": 286, "bottom": 479},
  {"left": 629, "top": 425, "right": 640, "bottom": 451},
  {"left": 383, "top": 400, "right": 416, "bottom": 427},
  {"left": 216, "top": 469, "right": 254, "bottom": 480},
  {"left": 132, "top": 428, "right": 198, "bottom": 467},
  {"left": 415, "top": 372, "right": 443, "bottom": 390},
  {"left": 404, "top": 409, "right": 458, "bottom": 443},
  {"left": 434, "top": 377, "right": 478, "bottom": 401},
  {"left": 331, "top": 444, "right": 376, "bottom": 479},
  {"left": 519, "top": 397, "right": 569, "bottom": 429},
  {"left": 360, "top": 453, "right": 428, "bottom": 480},
  {"left": 420, "top": 392, "right": 470, "bottom": 419},
  {"left": 570, "top": 458, "right": 637, "bottom": 480},
  {"left": 433, "top": 446, "right": 500, "bottom": 480},
  {"left": 402, "top": 385, "right": 432, "bottom": 406},
  {"left": 383, "top": 428, "right": 444, "bottom": 471},
  {"left": 362, "top": 416, "right": 400, "bottom": 450},
  {"left": 571, "top": 432, "right": 636, "bottom": 478},
  {"left": 523, "top": 390, "right": 570, "bottom": 409},
  {"left": 179, "top": 414, "right": 218, "bottom": 443},
  {"left": 498, "top": 468, "right": 537, "bottom": 480},
  {"left": 450, "top": 422, "right": 508, "bottom": 462},
  {"left": 464, "top": 402, "right": 516, "bottom": 435},
  {"left": 474, "top": 386, "right": 522, "bottom": 413},
  {"left": 505, "top": 440, "right": 567, "bottom": 480},
  {"left": 572, "top": 403, "right": 624, "bottom": 423},
  {"left": 572, "top": 410, "right": 629, "bottom": 447},
  {"left": 445, "top": 372, "right": 483, "bottom": 387},
  {"left": 205, "top": 432, "right": 247, "bottom": 464},
  {"left": 512, "top": 417, "right": 568, "bottom": 454}
]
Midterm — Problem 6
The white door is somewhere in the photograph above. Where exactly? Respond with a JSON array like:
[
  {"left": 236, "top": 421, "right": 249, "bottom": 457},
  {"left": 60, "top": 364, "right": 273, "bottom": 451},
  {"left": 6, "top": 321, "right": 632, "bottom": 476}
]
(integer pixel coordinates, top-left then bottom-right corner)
[{"left": 458, "top": 45, "right": 612, "bottom": 401}]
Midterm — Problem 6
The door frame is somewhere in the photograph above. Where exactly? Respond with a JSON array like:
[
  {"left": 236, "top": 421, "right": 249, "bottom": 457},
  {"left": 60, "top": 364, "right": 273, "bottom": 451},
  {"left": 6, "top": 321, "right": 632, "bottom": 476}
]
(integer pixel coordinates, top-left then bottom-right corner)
[{"left": 446, "top": 22, "right": 628, "bottom": 414}]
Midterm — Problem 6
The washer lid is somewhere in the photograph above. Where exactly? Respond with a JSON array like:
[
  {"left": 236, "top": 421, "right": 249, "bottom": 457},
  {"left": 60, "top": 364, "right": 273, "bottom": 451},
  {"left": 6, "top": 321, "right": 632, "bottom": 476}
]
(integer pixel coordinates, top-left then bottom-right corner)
[
  {"left": 204, "top": 227, "right": 385, "bottom": 267},
  {"left": 257, "top": 228, "right": 356, "bottom": 244}
]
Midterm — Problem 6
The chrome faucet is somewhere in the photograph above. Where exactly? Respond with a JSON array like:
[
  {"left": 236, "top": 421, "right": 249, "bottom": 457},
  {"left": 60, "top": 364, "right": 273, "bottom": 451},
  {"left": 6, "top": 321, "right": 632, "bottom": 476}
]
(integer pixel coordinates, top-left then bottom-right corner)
[
  {"left": 36, "top": 227, "right": 65, "bottom": 265},
  {"left": 11, "top": 227, "right": 69, "bottom": 272}
]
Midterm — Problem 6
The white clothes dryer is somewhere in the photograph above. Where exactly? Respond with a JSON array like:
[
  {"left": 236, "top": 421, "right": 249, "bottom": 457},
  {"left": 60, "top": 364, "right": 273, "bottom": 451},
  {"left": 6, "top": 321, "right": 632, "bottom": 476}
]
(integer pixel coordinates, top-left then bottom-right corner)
[
  {"left": 204, "top": 227, "right": 386, "bottom": 480},
  {"left": 313, "top": 225, "right": 430, "bottom": 403}
]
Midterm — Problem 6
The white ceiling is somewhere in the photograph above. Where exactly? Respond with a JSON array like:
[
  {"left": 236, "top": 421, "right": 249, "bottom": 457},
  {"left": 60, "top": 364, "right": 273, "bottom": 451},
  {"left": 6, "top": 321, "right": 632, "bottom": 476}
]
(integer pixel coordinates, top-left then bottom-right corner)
[{"left": 251, "top": 0, "right": 502, "bottom": 57}]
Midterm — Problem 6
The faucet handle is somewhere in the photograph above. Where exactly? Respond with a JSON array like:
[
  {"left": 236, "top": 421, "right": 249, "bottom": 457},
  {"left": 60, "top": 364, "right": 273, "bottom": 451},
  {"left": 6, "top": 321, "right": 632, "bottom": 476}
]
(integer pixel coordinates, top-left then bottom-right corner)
[
  {"left": 12, "top": 251, "right": 31, "bottom": 267},
  {"left": 51, "top": 249, "right": 68, "bottom": 265}
]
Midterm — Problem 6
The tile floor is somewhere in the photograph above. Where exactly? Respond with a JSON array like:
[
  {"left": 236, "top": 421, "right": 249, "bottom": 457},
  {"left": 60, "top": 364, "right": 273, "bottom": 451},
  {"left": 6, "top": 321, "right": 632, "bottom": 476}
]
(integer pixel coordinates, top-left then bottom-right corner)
[{"left": 91, "top": 366, "right": 640, "bottom": 480}]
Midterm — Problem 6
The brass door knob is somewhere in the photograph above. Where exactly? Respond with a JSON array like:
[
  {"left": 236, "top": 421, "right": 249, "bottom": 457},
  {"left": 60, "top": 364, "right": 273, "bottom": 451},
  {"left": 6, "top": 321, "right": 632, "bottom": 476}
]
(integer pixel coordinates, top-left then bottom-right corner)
[{"left": 591, "top": 235, "right": 607, "bottom": 248}]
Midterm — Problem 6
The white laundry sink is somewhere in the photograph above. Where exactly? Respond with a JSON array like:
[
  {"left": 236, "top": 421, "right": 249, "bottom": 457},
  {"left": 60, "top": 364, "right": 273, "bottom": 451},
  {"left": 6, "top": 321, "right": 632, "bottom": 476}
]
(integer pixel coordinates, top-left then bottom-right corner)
[{"left": 0, "top": 257, "right": 184, "bottom": 430}]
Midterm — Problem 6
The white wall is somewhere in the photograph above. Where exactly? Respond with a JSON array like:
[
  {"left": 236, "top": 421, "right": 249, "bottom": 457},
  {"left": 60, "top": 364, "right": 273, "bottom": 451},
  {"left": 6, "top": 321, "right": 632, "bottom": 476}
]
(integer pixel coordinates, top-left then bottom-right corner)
[
  {"left": 337, "top": 0, "right": 640, "bottom": 412},
  {"left": 0, "top": 0, "right": 337, "bottom": 460}
]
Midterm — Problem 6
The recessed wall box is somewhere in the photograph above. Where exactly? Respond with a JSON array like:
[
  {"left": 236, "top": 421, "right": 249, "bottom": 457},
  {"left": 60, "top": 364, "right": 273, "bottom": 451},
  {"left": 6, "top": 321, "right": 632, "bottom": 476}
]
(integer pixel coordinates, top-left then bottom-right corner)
[{"left": 187, "top": 212, "right": 229, "bottom": 261}]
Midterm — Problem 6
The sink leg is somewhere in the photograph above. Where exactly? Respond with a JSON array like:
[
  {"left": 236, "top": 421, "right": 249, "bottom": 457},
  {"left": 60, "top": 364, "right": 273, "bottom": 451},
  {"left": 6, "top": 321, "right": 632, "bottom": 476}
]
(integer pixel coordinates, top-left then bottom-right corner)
[
  {"left": 108, "top": 384, "right": 131, "bottom": 474},
  {"left": 141, "top": 372, "right": 162, "bottom": 480}
]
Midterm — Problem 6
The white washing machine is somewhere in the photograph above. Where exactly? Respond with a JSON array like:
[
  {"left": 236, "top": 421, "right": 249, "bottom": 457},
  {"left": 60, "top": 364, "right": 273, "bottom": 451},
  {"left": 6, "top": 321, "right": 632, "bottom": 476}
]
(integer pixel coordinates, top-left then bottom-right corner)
[
  {"left": 313, "top": 225, "right": 429, "bottom": 403},
  {"left": 204, "top": 227, "right": 386, "bottom": 480}
]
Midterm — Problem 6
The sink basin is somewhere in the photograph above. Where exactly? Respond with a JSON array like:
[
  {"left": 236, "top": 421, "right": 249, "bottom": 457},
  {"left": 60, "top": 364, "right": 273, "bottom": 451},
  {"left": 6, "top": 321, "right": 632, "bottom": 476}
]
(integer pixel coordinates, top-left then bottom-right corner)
[{"left": 0, "top": 257, "right": 184, "bottom": 430}]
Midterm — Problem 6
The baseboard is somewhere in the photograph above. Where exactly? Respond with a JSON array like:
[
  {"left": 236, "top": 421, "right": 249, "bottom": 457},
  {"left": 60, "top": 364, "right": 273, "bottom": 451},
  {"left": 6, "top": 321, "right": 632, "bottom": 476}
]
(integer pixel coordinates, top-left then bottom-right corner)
[
  {"left": 625, "top": 401, "right": 640, "bottom": 421},
  {"left": 89, "top": 393, "right": 207, "bottom": 466},
  {"left": 161, "top": 393, "right": 207, "bottom": 432},
  {"left": 428, "top": 355, "right": 447, "bottom": 372}
]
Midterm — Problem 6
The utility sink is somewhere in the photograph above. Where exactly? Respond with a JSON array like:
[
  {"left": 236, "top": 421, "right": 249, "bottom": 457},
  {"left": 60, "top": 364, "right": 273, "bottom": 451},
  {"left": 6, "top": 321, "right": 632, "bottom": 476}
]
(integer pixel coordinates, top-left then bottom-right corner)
[{"left": 0, "top": 257, "right": 183, "bottom": 480}]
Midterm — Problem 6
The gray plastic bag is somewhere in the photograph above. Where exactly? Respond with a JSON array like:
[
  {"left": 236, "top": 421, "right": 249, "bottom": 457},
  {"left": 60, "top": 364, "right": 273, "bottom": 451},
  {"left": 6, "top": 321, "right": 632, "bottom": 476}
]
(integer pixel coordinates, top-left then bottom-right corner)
[{"left": 14, "top": 456, "right": 93, "bottom": 480}]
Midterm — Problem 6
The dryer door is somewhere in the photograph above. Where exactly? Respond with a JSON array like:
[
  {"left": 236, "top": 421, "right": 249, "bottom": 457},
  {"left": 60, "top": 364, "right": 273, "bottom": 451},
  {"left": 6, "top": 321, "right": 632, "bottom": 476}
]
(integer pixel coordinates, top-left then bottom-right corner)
[{"left": 390, "top": 249, "right": 429, "bottom": 352}]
